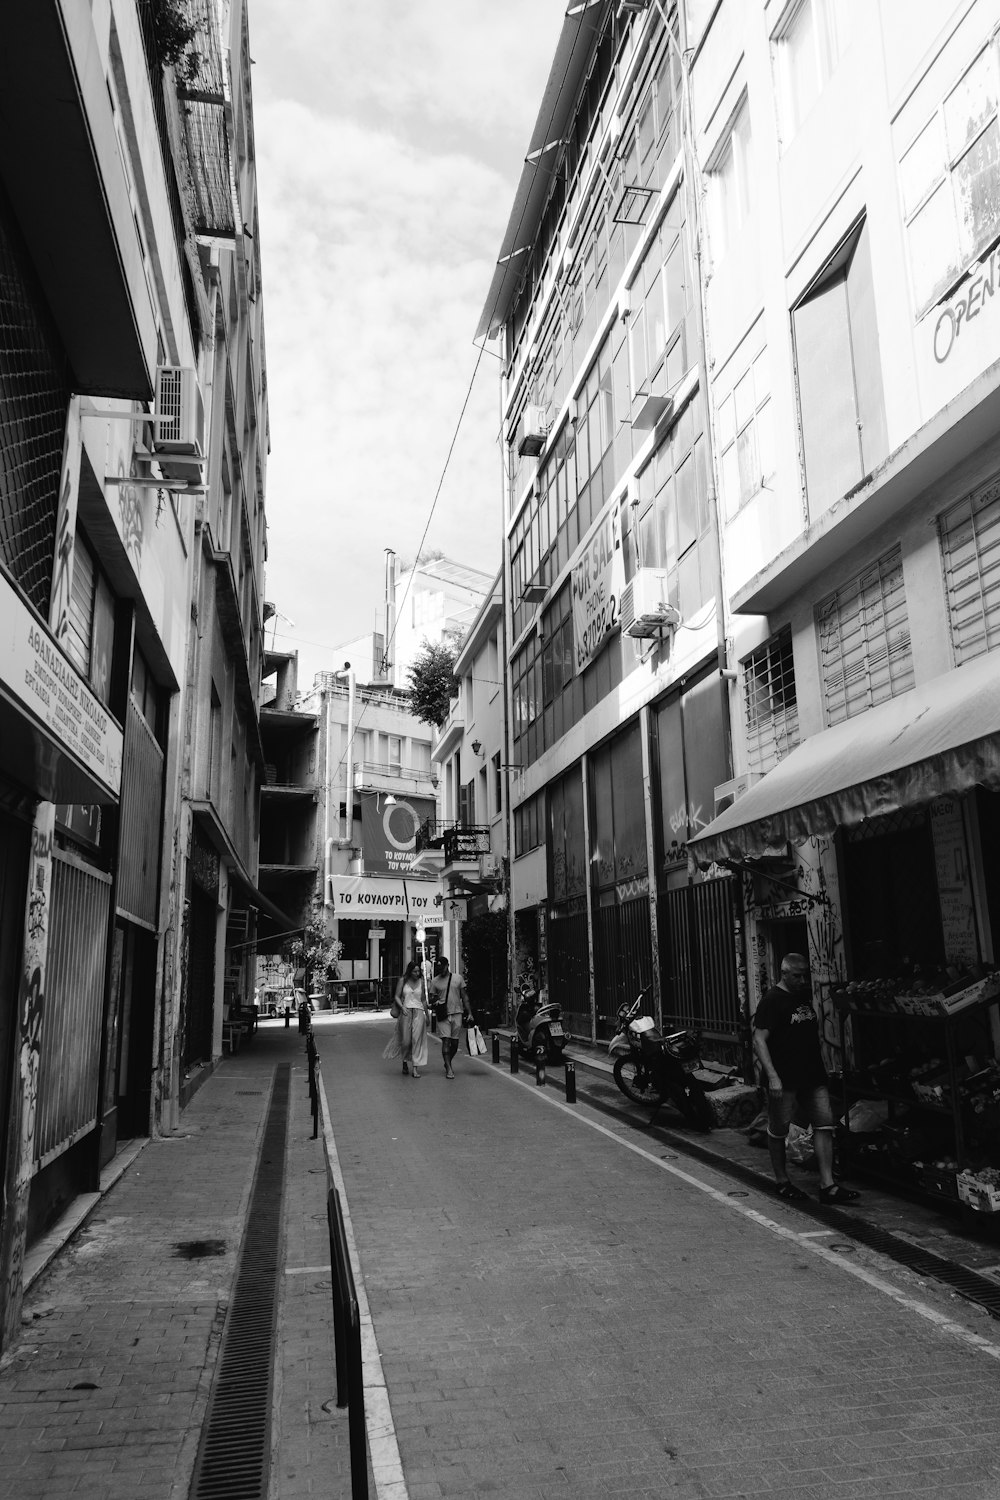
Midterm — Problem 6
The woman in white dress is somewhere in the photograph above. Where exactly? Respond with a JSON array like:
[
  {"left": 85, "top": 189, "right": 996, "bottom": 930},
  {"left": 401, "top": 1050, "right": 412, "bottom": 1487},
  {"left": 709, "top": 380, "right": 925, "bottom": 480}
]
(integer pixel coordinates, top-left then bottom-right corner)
[{"left": 385, "top": 960, "right": 430, "bottom": 1077}]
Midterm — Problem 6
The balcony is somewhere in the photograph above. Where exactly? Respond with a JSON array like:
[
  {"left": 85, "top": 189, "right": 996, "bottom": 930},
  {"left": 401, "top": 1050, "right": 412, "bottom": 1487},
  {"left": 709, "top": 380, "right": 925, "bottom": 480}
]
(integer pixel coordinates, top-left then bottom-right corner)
[{"left": 353, "top": 761, "right": 438, "bottom": 796}]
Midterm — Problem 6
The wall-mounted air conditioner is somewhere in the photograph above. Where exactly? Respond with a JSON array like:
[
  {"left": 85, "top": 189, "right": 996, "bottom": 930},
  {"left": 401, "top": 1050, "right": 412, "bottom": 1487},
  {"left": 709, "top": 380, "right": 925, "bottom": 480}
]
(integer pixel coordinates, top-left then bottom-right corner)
[
  {"left": 620, "top": 569, "right": 682, "bottom": 639},
  {"left": 516, "top": 405, "right": 548, "bottom": 458},
  {"left": 713, "top": 773, "right": 759, "bottom": 817},
  {"left": 154, "top": 367, "right": 205, "bottom": 476}
]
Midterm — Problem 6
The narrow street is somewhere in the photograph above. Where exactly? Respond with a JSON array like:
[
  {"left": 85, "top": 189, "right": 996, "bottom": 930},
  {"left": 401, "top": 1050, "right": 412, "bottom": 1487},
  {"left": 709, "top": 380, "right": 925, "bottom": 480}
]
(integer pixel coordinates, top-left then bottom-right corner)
[{"left": 325, "top": 1016, "right": 1000, "bottom": 1499}]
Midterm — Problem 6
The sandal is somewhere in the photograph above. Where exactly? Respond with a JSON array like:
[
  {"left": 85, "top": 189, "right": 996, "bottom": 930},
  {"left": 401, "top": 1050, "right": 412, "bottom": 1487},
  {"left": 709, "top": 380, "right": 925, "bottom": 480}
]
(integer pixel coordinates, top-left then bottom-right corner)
[
  {"left": 775, "top": 1181, "right": 808, "bottom": 1201},
  {"left": 819, "top": 1183, "right": 860, "bottom": 1204}
]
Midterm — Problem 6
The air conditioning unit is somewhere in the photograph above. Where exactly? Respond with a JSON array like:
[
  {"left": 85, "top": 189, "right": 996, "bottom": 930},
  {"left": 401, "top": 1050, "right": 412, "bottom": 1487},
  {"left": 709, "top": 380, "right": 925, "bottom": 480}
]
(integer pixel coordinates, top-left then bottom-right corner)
[
  {"left": 713, "top": 773, "right": 759, "bottom": 817},
  {"left": 154, "top": 366, "right": 205, "bottom": 471},
  {"left": 516, "top": 405, "right": 548, "bottom": 458},
  {"left": 620, "top": 569, "right": 682, "bottom": 639},
  {"left": 479, "top": 853, "right": 501, "bottom": 880}
]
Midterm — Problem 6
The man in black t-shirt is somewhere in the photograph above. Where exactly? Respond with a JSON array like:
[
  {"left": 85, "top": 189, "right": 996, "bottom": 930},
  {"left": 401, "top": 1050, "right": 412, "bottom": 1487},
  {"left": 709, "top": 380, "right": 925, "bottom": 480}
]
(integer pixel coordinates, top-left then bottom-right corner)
[{"left": 753, "top": 953, "right": 859, "bottom": 1205}]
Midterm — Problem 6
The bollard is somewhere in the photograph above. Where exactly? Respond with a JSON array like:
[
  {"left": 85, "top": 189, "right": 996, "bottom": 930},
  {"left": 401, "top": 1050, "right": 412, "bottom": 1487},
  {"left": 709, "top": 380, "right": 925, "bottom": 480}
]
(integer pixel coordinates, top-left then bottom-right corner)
[
  {"left": 510, "top": 1038, "right": 519, "bottom": 1074},
  {"left": 535, "top": 1059, "right": 546, "bottom": 1087},
  {"left": 565, "top": 1060, "right": 576, "bottom": 1104},
  {"left": 284, "top": 1009, "right": 290, "bottom": 1028},
  {"left": 492, "top": 1032, "right": 500, "bottom": 1064}
]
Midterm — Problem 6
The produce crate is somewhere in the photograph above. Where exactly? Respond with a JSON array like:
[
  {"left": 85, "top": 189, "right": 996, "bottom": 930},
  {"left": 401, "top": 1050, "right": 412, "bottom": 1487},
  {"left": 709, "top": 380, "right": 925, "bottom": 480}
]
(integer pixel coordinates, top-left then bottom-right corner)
[
  {"left": 956, "top": 1171, "right": 1000, "bottom": 1213},
  {"left": 894, "top": 973, "right": 1000, "bottom": 1018},
  {"left": 913, "top": 1165, "right": 959, "bottom": 1201}
]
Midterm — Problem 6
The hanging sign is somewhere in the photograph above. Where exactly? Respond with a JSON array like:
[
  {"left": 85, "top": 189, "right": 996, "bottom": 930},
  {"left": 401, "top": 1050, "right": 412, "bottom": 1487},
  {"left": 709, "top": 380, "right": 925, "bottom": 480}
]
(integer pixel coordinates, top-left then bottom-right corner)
[{"left": 571, "top": 503, "right": 624, "bottom": 674}]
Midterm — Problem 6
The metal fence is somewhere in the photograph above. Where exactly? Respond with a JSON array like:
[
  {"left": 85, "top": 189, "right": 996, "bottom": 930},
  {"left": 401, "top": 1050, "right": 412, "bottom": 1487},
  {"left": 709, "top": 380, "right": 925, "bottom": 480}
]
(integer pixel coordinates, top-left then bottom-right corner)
[{"left": 658, "top": 877, "right": 741, "bottom": 1048}]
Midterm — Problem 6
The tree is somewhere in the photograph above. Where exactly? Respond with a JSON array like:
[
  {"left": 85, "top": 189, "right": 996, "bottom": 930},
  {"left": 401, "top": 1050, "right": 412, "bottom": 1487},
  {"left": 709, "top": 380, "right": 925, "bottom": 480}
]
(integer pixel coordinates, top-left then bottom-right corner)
[
  {"left": 406, "top": 640, "right": 458, "bottom": 728},
  {"left": 284, "top": 895, "right": 342, "bottom": 993}
]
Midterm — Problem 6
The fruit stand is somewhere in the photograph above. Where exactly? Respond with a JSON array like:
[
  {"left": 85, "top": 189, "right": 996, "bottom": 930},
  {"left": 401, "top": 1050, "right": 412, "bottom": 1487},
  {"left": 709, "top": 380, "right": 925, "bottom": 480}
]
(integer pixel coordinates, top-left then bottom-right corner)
[{"left": 833, "top": 970, "right": 1000, "bottom": 1213}]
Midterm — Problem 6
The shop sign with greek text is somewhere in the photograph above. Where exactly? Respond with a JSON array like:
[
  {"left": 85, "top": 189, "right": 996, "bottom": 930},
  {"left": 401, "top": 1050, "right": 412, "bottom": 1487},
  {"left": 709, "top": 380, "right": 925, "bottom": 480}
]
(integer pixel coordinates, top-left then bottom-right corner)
[
  {"left": 0, "top": 569, "right": 122, "bottom": 797},
  {"left": 570, "top": 504, "right": 624, "bottom": 674},
  {"left": 327, "top": 874, "right": 444, "bottom": 924}
]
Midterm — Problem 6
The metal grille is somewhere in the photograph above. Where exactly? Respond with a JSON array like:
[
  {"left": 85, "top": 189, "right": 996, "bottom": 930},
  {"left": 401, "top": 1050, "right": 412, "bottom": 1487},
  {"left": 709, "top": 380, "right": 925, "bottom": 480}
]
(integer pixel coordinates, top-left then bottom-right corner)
[
  {"left": 742, "top": 626, "right": 800, "bottom": 777},
  {"left": 189, "top": 1066, "right": 290, "bottom": 1500},
  {"left": 593, "top": 892, "right": 652, "bottom": 1038},
  {"left": 117, "top": 698, "right": 165, "bottom": 926},
  {"left": 817, "top": 547, "right": 913, "bottom": 726},
  {"left": 0, "top": 183, "right": 69, "bottom": 616},
  {"left": 547, "top": 903, "right": 590, "bottom": 1040},
  {"left": 659, "top": 877, "right": 740, "bottom": 1041},
  {"left": 940, "top": 474, "right": 1000, "bottom": 664},
  {"left": 34, "top": 851, "right": 112, "bottom": 1168}
]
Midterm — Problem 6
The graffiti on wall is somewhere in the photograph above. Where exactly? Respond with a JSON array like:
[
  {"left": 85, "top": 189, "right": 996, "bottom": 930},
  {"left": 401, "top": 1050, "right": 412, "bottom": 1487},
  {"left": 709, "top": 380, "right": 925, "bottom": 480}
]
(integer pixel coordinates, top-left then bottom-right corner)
[{"left": 0, "top": 809, "right": 54, "bottom": 1354}]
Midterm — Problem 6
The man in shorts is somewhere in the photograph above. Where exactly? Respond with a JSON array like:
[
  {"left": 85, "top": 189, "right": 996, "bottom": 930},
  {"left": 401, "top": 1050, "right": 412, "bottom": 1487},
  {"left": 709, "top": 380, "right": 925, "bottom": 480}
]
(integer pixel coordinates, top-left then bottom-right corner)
[
  {"left": 753, "top": 953, "right": 859, "bottom": 1205},
  {"left": 429, "top": 957, "right": 474, "bottom": 1080}
]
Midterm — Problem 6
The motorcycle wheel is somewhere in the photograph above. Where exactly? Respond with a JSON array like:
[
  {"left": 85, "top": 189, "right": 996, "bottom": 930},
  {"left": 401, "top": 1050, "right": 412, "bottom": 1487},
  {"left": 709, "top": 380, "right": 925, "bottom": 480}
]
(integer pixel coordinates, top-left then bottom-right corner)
[
  {"left": 673, "top": 1081, "right": 714, "bottom": 1132},
  {"left": 613, "top": 1057, "right": 664, "bottom": 1106}
]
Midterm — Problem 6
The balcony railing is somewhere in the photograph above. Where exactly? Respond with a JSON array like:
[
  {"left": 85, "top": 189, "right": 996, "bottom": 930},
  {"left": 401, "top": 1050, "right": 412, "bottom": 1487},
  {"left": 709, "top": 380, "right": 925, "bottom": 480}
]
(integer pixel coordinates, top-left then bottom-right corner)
[
  {"left": 418, "top": 824, "right": 492, "bottom": 863},
  {"left": 354, "top": 761, "right": 437, "bottom": 786}
]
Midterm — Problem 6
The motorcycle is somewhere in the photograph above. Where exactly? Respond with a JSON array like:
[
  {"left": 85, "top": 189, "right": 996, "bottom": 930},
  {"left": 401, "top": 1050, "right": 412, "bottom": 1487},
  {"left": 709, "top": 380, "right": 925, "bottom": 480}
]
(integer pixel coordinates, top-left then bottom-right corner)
[
  {"left": 514, "top": 978, "right": 568, "bottom": 1065},
  {"left": 608, "top": 986, "right": 714, "bottom": 1131}
]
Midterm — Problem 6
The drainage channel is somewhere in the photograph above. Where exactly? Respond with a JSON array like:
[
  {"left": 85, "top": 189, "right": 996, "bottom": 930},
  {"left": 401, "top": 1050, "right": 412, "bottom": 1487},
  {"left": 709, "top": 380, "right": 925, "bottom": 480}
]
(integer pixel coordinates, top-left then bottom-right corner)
[
  {"left": 189, "top": 1065, "right": 290, "bottom": 1500},
  {"left": 568, "top": 1071, "right": 1000, "bottom": 1323}
]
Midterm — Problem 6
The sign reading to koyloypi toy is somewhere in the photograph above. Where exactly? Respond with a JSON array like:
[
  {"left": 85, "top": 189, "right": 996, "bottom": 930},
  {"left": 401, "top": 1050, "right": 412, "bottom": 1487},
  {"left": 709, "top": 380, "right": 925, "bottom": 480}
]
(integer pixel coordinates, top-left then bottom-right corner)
[
  {"left": 360, "top": 792, "right": 437, "bottom": 874},
  {"left": 571, "top": 503, "right": 624, "bottom": 674}
]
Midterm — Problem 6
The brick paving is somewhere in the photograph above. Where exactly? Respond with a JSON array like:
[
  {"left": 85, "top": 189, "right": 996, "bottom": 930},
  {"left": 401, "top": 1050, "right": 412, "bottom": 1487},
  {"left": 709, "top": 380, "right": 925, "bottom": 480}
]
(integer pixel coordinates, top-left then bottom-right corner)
[{"left": 0, "top": 1014, "right": 998, "bottom": 1499}]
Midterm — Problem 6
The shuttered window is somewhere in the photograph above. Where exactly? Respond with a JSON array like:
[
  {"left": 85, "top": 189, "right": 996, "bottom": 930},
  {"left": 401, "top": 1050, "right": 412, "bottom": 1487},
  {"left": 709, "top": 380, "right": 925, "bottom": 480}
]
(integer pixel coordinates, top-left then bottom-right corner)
[
  {"left": 940, "top": 476, "right": 1000, "bottom": 664},
  {"left": 742, "top": 627, "right": 800, "bottom": 775},
  {"left": 817, "top": 548, "right": 913, "bottom": 726},
  {"left": 64, "top": 538, "right": 95, "bottom": 679}
]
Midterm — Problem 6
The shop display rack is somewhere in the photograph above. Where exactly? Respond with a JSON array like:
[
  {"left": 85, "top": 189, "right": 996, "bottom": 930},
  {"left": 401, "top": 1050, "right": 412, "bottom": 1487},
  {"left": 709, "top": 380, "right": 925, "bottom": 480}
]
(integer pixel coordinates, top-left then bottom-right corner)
[{"left": 834, "top": 973, "right": 1000, "bottom": 1211}]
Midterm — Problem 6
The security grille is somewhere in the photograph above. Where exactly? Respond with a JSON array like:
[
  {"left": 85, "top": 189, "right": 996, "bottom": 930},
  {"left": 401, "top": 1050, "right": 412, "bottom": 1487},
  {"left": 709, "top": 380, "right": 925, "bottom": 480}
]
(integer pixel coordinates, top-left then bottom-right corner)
[
  {"left": 817, "top": 547, "right": 913, "bottom": 726},
  {"left": 742, "top": 627, "right": 799, "bottom": 776},
  {"left": 939, "top": 475, "right": 1000, "bottom": 664},
  {"left": 0, "top": 183, "right": 69, "bottom": 616}
]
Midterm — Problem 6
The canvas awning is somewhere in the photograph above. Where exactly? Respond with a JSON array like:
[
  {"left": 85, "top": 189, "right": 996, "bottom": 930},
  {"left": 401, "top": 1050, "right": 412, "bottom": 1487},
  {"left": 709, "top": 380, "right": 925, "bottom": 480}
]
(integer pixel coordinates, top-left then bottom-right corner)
[{"left": 688, "top": 652, "right": 1000, "bottom": 866}]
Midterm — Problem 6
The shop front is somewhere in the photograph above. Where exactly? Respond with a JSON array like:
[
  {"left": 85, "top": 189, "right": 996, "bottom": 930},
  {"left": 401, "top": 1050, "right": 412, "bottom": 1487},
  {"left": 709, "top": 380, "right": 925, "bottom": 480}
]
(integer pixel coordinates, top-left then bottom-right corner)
[
  {"left": 690, "top": 651, "right": 1000, "bottom": 1216},
  {"left": 328, "top": 873, "right": 443, "bottom": 997}
]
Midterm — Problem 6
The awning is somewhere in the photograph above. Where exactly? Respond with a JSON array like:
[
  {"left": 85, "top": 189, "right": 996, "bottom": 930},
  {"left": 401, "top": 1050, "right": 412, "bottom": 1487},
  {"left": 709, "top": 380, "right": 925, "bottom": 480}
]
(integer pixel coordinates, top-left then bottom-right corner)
[
  {"left": 475, "top": 1, "right": 611, "bottom": 343},
  {"left": 688, "top": 652, "right": 1000, "bottom": 866}
]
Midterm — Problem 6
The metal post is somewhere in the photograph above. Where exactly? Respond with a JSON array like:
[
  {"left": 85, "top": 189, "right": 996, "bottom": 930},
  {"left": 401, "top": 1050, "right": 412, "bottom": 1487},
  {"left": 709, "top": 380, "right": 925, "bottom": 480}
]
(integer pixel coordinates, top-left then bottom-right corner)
[
  {"left": 510, "top": 1038, "right": 519, "bottom": 1073},
  {"left": 492, "top": 1032, "right": 500, "bottom": 1064},
  {"left": 535, "top": 1059, "right": 546, "bottom": 1087},
  {"left": 565, "top": 1060, "right": 576, "bottom": 1104},
  {"left": 327, "top": 1188, "right": 369, "bottom": 1500}
]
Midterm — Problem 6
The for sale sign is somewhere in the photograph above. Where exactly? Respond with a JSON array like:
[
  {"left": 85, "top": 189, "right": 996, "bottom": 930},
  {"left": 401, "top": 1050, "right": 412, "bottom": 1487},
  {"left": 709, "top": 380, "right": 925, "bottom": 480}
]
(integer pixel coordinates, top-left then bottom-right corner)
[{"left": 571, "top": 503, "right": 624, "bottom": 674}]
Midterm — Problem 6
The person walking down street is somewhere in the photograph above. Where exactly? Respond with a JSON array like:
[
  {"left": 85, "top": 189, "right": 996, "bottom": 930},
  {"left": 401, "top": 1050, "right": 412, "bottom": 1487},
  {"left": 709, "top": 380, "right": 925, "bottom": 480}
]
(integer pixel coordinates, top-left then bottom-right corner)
[
  {"left": 752, "top": 953, "right": 859, "bottom": 1205},
  {"left": 430, "top": 957, "right": 474, "bottom": 1080},
  {"left": 386, "top": 961, "right": 430, "bottom": 1079}
]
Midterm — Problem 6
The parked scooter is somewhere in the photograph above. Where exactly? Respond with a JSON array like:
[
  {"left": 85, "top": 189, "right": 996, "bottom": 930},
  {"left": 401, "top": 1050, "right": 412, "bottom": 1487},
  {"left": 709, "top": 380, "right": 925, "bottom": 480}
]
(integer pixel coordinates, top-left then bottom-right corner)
[
  {"left": 514, "top": 976, "right": 567, "bottom": 1065},
  {"left": 608, "top": 986, "right": 714, "bottom": 1130}
]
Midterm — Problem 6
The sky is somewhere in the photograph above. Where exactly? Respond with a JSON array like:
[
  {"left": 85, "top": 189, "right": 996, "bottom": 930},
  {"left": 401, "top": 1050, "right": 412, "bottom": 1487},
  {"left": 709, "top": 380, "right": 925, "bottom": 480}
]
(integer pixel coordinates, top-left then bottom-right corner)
[{"left": 249, "top": 1, "right": 566, "bottom": 690}]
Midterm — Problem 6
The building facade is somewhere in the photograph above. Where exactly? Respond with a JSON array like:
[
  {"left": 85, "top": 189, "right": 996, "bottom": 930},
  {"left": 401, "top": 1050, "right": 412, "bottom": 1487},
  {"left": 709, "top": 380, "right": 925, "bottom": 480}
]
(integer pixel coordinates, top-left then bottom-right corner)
[
  {"left": 0, "top": 0, "right": 271, "bottom": 1350},
  {"left": 479, "top": 1, "right": 740, "bottom": 1054},
  {"left": 300, "top": 671, "right": 442, "bottom": 988},
  {"left": 686, "top": 0, "right": 1000, "bottom": 1202}
]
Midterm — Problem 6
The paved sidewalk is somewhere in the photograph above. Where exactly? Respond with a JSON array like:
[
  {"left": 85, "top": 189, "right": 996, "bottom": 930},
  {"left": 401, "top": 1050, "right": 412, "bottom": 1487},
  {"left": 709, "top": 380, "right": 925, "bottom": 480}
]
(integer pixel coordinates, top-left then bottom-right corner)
[{"left": 0, "top": 1021, "right": 354, "bottom": 1500}]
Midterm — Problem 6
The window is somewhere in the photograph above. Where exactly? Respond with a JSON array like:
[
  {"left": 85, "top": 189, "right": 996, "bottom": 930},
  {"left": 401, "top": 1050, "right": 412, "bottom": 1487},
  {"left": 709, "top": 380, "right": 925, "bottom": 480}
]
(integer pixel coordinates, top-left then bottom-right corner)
[
  {"left": 492, "top": 752, "right": 502, "bottom": 817},
  {"left": 742, "top": 628, "right": 800, "bottom": 776},
  {"left": 459, "top": 779, "right": 475, "bottom": 827},
  {"left": 900, "top": 43, "right": 1000, "bottom": 315},
  {"left": 514, "top": 791, "right": 545, "bottom": 858},
  {"left": 717, "top": 346, "right": 774, "bottom": 519},
  {"left": 64, "top": 532, "right": 115, "bottom": 705},
  {"left": 708, "top": 96, "right": 753, "bottom": 264},
  {"left": 817, "top": 548, "right": 913, "bottom": 726},
  {"left": 939, "top": 475, "right": 1000, "bottom": 664},
  {"left": 792, "top": 217, "right": 887, "bottom": 520},
  {"left": 774, "top": 0, "right": 845, "bottom": 142}
]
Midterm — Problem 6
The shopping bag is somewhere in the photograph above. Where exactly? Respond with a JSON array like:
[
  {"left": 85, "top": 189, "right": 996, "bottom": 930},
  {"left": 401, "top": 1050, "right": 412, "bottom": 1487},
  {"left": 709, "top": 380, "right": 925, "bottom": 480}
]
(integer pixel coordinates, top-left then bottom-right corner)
[{"left": 468, "top": 1024, "right": 488, "bottom": 1056}]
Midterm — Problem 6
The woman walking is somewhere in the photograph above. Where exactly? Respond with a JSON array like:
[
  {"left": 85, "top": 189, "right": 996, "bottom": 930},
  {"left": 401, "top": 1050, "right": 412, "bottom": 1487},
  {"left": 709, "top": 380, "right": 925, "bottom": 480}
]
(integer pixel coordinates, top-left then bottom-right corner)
[{"left": 391, "top": 960, "right": 430, "bottom": 1078}]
